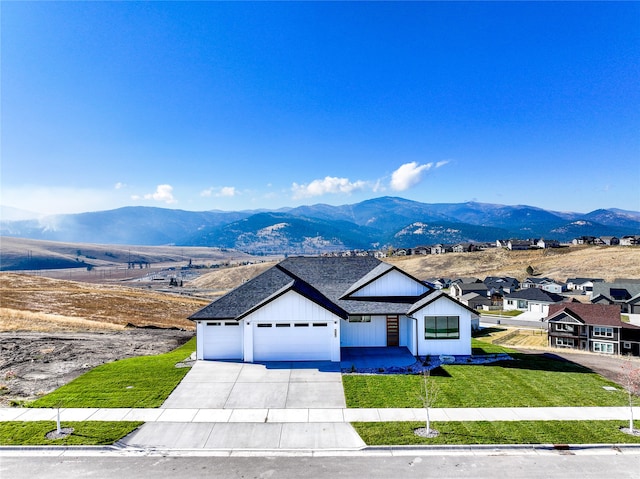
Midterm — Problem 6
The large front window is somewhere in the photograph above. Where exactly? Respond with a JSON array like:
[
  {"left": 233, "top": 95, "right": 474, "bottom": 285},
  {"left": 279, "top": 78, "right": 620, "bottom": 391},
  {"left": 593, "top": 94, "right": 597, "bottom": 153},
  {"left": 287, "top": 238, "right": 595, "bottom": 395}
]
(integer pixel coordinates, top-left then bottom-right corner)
[
  {"left": 593, "top": 342, "right": 614, "bottom": 354},
  {"left": 425, "top": 316, "right": 460, "bottom": 339}
]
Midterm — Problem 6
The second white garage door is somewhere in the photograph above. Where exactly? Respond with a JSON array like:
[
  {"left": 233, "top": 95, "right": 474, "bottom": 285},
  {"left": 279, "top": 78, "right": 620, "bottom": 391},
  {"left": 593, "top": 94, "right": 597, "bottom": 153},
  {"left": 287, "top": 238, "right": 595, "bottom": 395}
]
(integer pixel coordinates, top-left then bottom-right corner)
[{"left": 253, "top": 321, "right": 333, "bottom": 361}]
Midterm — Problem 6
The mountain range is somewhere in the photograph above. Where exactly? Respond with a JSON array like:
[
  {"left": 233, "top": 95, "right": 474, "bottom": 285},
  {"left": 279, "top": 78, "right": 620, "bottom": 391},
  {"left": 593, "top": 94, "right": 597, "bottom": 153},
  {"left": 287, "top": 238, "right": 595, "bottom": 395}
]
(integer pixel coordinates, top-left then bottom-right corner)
[{"left": 1, "top": 197, "right": 639, "bottom": 254}]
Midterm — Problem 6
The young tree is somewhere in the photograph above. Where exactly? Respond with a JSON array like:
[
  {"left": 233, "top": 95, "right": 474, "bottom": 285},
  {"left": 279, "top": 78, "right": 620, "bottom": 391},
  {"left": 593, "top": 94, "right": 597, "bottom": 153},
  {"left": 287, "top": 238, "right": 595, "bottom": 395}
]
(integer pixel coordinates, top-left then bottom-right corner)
[
  {"left": 621, "top": 355, "right": 640, "bottom": 435},
  {"left": 416, "top": 369, "right": 440, "bottom": 438}
]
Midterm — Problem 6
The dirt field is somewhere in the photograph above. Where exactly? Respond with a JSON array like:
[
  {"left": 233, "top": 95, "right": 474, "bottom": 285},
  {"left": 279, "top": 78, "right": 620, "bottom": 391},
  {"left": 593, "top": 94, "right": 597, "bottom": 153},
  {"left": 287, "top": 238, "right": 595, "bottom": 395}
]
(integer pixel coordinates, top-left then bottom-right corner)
[{"left": 0, "top": 329, "right": 194, "bottom": 407}]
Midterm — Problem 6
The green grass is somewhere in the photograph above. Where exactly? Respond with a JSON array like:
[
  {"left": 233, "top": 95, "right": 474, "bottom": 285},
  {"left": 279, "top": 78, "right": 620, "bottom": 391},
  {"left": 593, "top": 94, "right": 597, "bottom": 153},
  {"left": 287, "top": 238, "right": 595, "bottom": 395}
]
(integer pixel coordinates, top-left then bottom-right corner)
[
  {"left": 353, "top": 421, "right": 640, "bottom": 445},
  {"left": 29, "top": 338, "right": 195, "bottom": 408},
  {"left": 343, "top": 340, "right": 628, "bottom": 408},
  {"left": 0, "top": 421, "right": 143, "bottom": 446},
  {"left": 480, "top": 310, "right": 524, "bottom": 317}
]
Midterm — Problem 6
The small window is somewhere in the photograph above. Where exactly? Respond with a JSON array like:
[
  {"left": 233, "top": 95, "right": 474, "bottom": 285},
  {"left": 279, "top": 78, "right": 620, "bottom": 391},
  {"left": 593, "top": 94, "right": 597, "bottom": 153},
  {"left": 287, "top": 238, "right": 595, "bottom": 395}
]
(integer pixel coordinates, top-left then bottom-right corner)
[
  {"left": 623, "top": 342, "right": 631, "bottom": 349},
  {"left": 257, "top": 323, "right": 272, "bottom": 328},
  {"left": 206, "top": 322, "right": 221, "bottom": 326},
  {"left": 275, "top": 323, "right": 290, "bottom": 328},
  {"left": 224, "top": 322, "right": 239, "bottom": 326},
  {"left": 348, "top": 315, "right": 371, "bottom": 323},
  {"left": 294, "top": 323, "right": 309, "bottom": 327},
  {"left": 313, "top": 323, "right": 328, "bottom": 327}
]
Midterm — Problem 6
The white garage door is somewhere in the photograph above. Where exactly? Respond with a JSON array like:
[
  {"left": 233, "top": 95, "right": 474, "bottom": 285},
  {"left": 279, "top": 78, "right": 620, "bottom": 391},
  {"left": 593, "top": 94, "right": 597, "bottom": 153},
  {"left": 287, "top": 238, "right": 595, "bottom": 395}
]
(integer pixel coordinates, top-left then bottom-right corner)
[
  {"left": 253, "top": 321, "right": 332, "bottom": 361},
  {"left": 203, "top": 321, "right": 243, "bottom": 360}
]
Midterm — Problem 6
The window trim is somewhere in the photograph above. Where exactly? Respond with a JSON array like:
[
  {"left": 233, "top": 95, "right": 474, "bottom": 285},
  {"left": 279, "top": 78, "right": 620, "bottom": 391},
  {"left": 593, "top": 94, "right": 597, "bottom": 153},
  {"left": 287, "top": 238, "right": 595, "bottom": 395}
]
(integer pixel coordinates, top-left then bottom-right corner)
[
  {"left": 424, "top": 315, "right": 460, "bottom": 340},
  {"left": 593, "top": 326, "right": 614, "bottom": 338}
]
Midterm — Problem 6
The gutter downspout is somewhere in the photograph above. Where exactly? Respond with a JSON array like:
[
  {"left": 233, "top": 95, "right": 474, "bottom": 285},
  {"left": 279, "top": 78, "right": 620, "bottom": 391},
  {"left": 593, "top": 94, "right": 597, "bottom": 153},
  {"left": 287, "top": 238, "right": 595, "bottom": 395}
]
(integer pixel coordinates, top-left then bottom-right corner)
[{"left": 408, "top": 315, "right": 419, "bottom": 357}]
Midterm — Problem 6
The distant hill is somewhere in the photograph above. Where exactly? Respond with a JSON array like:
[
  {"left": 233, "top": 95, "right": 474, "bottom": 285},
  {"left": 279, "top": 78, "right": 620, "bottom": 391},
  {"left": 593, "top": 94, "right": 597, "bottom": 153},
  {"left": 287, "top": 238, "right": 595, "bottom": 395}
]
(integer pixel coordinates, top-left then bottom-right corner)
[{"left": 2, "top": 196, "right": 639, "bottom": 254}]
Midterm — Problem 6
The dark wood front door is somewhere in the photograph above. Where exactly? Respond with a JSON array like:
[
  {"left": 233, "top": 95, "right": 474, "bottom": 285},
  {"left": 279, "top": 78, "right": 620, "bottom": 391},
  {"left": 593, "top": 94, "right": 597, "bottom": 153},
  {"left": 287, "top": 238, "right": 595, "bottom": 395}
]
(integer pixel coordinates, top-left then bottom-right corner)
[{"left": 386, "top": 315, "right": 399, "bottom": 347}]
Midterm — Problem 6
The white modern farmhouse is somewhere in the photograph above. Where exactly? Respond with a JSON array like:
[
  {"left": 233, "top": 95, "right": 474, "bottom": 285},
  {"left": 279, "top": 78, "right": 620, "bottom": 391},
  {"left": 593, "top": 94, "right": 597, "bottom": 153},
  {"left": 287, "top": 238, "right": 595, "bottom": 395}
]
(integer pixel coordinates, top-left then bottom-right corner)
[{"left": 189, "top": 256, "right": 475, "bottom": 362}]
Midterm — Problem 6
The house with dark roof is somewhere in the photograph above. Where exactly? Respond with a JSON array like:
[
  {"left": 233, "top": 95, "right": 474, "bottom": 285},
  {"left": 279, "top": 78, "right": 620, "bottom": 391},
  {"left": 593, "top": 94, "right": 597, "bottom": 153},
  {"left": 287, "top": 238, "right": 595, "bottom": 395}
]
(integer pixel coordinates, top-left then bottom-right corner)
[
  {"left": 189, "top": 256, "right": 476, "bottom": 362},
  {"left": 545, "top": 303, "right": 640, "bottom": 356},
  {"left": 503, "top": 288, "right": 566, "bottom": 317},
  {"left": 591, "top": 282, "right": 640, "bottom": 314},
  {"left": 483, "top": 276, "right": 520, "bottom": 295},
  {"left": 450, "top": 281, "right": 488, "bottom": 299},
  {"left": 566, "top": 277, "right": 604, "bottom": 294},
  {"left": 522, "top": 277, "right": 566, "bottom": 294}
]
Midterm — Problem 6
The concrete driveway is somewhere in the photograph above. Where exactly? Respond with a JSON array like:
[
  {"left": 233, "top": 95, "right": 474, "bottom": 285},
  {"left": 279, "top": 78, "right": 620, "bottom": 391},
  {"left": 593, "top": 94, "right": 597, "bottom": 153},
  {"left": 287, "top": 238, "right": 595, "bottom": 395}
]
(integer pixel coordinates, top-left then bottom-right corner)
[
  {"left": 122, "top": 360, "right": 364, "bottom": 450},
  {"left": 161, "top": 360, "right": 346, "bottom": 409}
]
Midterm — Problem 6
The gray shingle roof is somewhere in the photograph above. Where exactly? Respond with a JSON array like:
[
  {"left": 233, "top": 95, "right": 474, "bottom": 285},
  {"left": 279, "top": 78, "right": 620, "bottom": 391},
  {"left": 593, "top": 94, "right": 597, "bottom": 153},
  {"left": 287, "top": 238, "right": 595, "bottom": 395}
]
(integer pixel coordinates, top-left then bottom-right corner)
[
  {"left": 189, "top": 256, "right": 434, "bottom": 321},
  {"left": 504, "top": 288, "right": 565, "bottom": 303}
]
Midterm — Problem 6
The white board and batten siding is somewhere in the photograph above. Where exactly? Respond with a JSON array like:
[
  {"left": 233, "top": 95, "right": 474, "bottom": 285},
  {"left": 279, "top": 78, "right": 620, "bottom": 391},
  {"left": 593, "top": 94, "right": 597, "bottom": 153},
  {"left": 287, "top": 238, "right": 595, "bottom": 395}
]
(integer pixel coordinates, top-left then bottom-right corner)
[
  {"left": 350, "top": 269, "right": 429, "bottom": 297},
  {"left": 341, "top": 316, "right": 387, "bottom": 347},
  {"left": 243, "top": 290, "right": 341, "bottom": 362},
  {"left": 412, "top": 296, "right": 472, "bottom": 356}
]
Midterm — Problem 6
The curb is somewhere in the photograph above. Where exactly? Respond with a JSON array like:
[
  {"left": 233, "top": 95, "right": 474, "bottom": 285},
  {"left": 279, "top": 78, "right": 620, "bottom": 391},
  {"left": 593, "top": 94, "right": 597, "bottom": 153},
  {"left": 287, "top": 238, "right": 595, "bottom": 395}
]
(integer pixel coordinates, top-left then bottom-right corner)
[{"left": 2, "top": 443, "right": 640, "bottom": 457}]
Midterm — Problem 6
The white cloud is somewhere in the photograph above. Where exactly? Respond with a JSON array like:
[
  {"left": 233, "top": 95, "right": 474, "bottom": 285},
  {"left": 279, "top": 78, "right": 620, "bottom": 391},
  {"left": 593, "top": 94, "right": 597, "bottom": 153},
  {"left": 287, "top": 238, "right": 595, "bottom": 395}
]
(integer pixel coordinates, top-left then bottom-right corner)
[
  {"left": 114, "top": 182, "right": 126, "bottom": 190},
  {"left": 200, "top": 186, "right": 238, "bottom": 198},
  {"left": 217, "top": 186, "right": 237, "bottom": 197},
  {"left": 291, "top": 176, "right": 367, "bottom": 199},
  {"left": 140, "top": 184, "right": 177, "bottom": 204},
  {"left": 390, "top": 162, "right": 437, "bottom": 191}
]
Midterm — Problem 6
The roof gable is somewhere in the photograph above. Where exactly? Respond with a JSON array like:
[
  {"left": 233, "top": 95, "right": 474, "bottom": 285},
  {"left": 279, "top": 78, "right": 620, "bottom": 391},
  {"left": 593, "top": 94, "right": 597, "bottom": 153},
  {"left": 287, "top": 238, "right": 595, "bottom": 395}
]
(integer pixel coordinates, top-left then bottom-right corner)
[
  {"left": 407, "top": 291, "right": 478, "bottom": 316},
  {"left": 341, "top": 264, "right": 430, "bottom": 299},
  {"left": 546, "top": 303, "right": 622, "bottom": 327}
]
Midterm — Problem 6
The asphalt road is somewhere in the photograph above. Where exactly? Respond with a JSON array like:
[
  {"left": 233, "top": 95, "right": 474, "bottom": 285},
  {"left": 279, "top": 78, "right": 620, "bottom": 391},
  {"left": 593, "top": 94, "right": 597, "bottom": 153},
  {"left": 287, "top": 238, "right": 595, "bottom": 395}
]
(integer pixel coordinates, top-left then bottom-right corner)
[{"left": 2, "top": 452, "right": 640, "bottom": 479}]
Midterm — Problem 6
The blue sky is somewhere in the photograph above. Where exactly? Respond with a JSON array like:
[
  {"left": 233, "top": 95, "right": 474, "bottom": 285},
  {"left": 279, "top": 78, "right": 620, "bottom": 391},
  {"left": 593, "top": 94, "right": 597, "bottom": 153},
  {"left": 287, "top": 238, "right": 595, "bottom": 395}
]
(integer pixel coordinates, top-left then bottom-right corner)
[{"left": 2, "top": 1, "right": 639, "bottom": 216}]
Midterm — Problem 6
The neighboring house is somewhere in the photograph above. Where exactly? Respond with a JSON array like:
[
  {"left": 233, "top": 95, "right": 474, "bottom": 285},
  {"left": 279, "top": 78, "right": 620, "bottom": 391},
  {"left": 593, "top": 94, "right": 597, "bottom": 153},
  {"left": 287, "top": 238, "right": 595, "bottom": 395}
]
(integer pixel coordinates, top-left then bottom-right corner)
[
  {"left": 507, "top": 239, "right": 532, "bottom": 250},
  {"left": 599, "top": 236, "right": 620, "bottom": 246},
  {"left": 620, "top": 235, "right": 640, "bottom": 246},
  {"left": 522, "top": 277, "right": 566, "bottom": 294},
  {"left": 566, "top": 277, "right": 604, "bottom": 294},
  {"left": 424, "top": 278, "right": 452, "bottom": 290},
  {"left": 452, "top": 243, "right": 478, "bottom": 253},
  {"left": 484, "top": 276, "right": 520, "bottom": 295},
  {"left": 536, "top": 238, "right": 561, "bottom": 249},
  {"left": 591, "top": 281, "right": 640, "bottom": 314},
  {"left": 545, "top": 303, "right": 640, "bottom": 356},
  {"left": 450, "top": 282, "right": 488, "bottom": 300},
  {"left": 572, "top": 236, "right": 597, "bottom": 245},
  {"left": 189, "top": 256, "right": 476, "bottom": 362},
  {"left": 460, "top": 292, "right": 492, "bottom": 310},
  {"left": 503, "top": 288, "right": 566, "bottom": 316}
]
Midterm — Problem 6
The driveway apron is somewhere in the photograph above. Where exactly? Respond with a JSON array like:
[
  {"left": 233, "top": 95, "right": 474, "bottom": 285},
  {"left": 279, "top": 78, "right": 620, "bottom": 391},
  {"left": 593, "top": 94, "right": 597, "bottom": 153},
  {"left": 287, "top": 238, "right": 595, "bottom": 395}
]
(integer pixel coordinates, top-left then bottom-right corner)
[{"left": 122, "top": 361, "right": 365, "bottom": 450}]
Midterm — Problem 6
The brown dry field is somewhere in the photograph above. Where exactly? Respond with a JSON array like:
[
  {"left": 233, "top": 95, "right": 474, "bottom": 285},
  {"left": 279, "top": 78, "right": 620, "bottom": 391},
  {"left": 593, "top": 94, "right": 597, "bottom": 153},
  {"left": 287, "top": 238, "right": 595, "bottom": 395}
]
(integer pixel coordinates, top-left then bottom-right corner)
[
  {"left": 0, "top": 272, "right": 209, "bottom": 331},
  {"left": 384, "top": 245, "right": 640, "bottom": 282}
]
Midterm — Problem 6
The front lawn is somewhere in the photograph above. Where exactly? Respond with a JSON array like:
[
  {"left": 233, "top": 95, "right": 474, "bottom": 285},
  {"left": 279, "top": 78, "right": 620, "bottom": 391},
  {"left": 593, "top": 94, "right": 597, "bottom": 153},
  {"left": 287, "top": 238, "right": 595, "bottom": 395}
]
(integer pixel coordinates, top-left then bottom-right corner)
[
  {"left": 29, "top": 338, "right": 195, "bottom": 408},
  {"left": 0, "top": 421, "right": 142, "bottom": 446},
  {"left": 353, "top": 421, "right": 640, "bottom": 445},
  {"left": 343, "top": 341, "right": 628, "bottom": 408}
]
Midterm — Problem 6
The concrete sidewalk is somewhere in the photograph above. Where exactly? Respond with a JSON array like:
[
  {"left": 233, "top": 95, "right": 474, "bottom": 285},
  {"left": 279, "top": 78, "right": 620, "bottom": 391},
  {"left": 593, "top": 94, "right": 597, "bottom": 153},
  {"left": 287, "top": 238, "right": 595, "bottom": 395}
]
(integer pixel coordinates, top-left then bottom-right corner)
[{"left": 2, "top": 406, "right": 638, "bottom": 423}]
